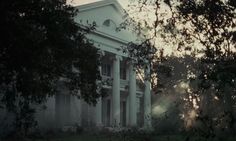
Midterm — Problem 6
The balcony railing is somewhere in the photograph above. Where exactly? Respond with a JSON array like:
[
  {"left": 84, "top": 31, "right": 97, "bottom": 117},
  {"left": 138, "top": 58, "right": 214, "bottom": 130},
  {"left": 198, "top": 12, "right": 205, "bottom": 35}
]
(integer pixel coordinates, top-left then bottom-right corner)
[
  {"left": 101, "top": 75, "right": 128, "bottom": 88},
  {"left": 101, "top": 75, "right": 144, "bottom": 92}
]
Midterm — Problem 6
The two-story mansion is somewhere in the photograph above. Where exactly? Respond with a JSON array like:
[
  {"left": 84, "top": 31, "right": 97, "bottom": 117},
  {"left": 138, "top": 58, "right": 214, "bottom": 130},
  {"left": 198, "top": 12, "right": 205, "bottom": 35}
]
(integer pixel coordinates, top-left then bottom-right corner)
[{"left": 36, "top": 0, "right": 152, "bottom": 129}]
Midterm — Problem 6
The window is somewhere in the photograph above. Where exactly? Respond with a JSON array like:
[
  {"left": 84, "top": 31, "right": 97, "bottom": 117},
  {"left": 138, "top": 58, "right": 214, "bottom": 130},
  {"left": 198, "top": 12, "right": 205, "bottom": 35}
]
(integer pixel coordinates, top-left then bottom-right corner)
[
  {"left": 136, "top": 98, "right": 140, "bottom": 112},
  {"left": 102, "top": 63, "right": 111, "bottom": 77},
  {"left": 120, "top": 67, "right": 126, "bottom": 80},
  {"left": 103, "top": 19, "right": 116, "bottom": 30},
  {"left": 103, "top": 19, "right": 111, "bottom": 27}
]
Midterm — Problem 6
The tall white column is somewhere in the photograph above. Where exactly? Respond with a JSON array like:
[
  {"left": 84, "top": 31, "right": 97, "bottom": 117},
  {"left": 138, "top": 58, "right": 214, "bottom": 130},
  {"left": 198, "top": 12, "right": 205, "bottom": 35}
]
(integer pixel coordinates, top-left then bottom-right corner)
[
  {"left": 128, "top": 62, "right": 137, "bottom": 126},
  {"left": 95, "top": 96, "right": 102, "bottom": 126},
  {"left": 144, "top": 64, "right": 152, "bottom": 128},
  {"left": 77, "top": 98, "right": 82, "bottom": 126},
  {"left": 112, "top": 55, "right": 121, "bottom": 127},
  {"left": 70, "top": 94, "right": 82, "bottom": 126},
  {"left": 95, "top": 51, "right": 104, "bottom": 126}
]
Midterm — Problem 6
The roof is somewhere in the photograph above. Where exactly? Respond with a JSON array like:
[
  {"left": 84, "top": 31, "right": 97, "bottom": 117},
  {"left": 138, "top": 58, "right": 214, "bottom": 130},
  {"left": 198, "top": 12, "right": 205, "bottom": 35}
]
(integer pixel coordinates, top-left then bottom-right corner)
[
  {"left": 74, "top": 0, "right": 139, "bottom": 57},
  {"left": 75, "top": 0, "right": 126, "bottom": 16}
]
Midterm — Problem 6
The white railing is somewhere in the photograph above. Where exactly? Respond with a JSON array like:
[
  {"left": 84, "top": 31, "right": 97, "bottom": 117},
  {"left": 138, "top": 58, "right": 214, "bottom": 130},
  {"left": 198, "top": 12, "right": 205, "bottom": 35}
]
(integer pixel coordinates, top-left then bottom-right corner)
[
  {"left": 101, "top": 75, "right": 143, "bottom": 93},
  {"left": 101, "top": 75, "right": 128, "bottom": 88},
  {"left": 120, "top": 79, "right": 128, "bottom": 88}
]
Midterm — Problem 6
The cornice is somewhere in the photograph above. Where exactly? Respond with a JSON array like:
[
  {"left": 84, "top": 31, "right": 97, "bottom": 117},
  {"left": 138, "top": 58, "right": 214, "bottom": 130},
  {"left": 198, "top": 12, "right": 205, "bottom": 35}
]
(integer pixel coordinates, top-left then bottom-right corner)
[{"left": 75, "top": 0, "right": 125, "bottom": 16}]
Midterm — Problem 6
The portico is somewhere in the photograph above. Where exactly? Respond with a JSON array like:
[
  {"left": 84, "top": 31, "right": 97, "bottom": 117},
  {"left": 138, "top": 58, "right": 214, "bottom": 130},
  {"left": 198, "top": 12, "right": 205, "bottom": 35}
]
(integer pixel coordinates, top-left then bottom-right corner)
[
  {"left": 91, "top": 51, "right": 151, "bottom": 128},
  {"left": 75, "top": 0, "right": 152, "bottom": 128}
]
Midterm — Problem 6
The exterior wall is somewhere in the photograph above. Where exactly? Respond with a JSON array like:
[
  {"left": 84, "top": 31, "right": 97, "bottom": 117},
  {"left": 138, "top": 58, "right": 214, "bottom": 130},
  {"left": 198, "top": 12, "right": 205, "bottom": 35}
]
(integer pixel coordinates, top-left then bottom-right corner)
[{"left": 35, "top": 96, "right": 56, "bottom": 129}]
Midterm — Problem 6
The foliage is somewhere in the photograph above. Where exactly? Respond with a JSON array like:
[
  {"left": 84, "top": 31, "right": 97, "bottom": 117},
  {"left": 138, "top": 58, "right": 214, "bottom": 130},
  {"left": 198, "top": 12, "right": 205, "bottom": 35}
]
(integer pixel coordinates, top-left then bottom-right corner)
[
  {"left": 126, "top": 0, "right": 236, "bottom": 89},
  {"left": 0, "top": 0, "right": 100, "bottom": 136},
  {"left": 124, "top": 0, "right": 236, "bottom": 138},
  {"left": 151, "top": 55, "right": 236, "bottom": 139},
  {"left": 174, "top": 0, "right": 236, "bottom": 92}
]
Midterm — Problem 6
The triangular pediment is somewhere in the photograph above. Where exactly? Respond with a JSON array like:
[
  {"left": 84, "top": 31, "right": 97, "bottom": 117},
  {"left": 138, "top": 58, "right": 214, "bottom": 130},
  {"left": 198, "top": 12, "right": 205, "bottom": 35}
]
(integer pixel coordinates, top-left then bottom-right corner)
[
  {"left": 74, "top": 0, "right": 137, "bottom": 43},
  {"left": 76, "top": 0, "right": 125, "bottom": 16}
]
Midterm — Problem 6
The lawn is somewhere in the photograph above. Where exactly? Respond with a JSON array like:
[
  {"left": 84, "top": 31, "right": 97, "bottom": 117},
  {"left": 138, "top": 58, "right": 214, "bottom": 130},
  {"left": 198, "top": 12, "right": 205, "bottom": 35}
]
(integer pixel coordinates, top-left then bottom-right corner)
[
  {"left": 33, "top": 133, "right": 236, "bottom": 141},
  {"left": 2, "top": 129, "right": 236, "bottom": 141}
]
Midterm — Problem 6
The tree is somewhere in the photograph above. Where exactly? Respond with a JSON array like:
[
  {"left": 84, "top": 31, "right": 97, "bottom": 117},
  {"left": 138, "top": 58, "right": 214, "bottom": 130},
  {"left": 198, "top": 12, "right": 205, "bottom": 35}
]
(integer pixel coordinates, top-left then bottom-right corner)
[
  {"left": 176, "top": 0, "right": 236, "bottom": 135},
  {"left": 126, "top": 0, "right": 236, "bottom": 86},
  {"left": 0, "top": 0, "right": 100, "bottom": 136},
  {"left": 125, "top": 0, "right": 236, "bottom": 137}
]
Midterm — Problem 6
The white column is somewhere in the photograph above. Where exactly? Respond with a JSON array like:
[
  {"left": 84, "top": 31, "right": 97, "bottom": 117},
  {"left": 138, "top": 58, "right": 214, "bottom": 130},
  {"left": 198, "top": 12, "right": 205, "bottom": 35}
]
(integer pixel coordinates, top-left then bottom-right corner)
[
  {"left": 128, "top": 62, "right": 137, "bottom": 126},
  {"left": 112, "top": 55, "right": 121, "bottom": 127},
  {"left": 70, "top": 94, "right": 82, "bottom": 126},
  {"left": 126, "top": 98, "right": 129, "bottom": 126},
  {"left": 95, "top": 51, "right": 104, "bottom": 126},
  {"left": 144, "top": 64, "right": 152, "bottom": 128},
  {"left": 95, "top": 97, "right": 102, "bottom": 126},
  {"left": 77, "top": 98, "right": 82, "bottom": 126}
]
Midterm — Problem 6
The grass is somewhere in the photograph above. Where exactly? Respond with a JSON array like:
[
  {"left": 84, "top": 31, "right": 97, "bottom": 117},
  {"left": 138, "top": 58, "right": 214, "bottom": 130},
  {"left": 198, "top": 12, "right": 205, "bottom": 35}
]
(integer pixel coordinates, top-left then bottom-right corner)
[
  {"left": 32, "top": 133, "right": 236, "bottom": 141},
  {"left": 2, "top": 129, "right": 236, "bottom": 141}
]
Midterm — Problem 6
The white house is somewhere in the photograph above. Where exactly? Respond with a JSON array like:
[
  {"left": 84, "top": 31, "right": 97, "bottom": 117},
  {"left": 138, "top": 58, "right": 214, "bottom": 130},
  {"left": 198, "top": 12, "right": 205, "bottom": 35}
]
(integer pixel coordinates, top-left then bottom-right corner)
[{"left": 36, "top": 0, "right": 152, "bottom": 130}]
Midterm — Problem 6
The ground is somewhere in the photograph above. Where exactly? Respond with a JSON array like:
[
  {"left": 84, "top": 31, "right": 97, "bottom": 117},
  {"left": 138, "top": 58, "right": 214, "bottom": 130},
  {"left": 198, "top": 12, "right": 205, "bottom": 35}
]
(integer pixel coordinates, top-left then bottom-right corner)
[
  {"left": 33, "top": 134, "right": 236, "bottom": 141},
  {"left": 1, "top": 128, "right": 236, "bottom": 141},
  {"left": 6, "top": 131, "right": 233, "bottom": 141}
]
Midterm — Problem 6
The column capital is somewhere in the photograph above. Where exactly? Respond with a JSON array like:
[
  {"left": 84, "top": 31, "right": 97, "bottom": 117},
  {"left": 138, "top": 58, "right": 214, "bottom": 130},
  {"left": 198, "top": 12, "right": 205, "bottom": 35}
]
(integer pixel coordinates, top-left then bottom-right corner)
[
  {"left": 97, "top": 50, "right": 105, "bottom": 57},
  {"left": 127, "top": 60, "right": 136, "bottom": 74},
  {"left": 113, "top": 54, "right": 123, "bottom": 61},
  {"left": 144, "top": 63, "right": 151, "bottom": 80}
]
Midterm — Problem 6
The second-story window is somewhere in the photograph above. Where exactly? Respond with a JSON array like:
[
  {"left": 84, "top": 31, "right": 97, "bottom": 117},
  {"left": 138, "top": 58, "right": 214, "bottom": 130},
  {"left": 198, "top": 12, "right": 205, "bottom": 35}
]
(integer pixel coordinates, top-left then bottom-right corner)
[
  {"left": 120, "top": 67, "right": 126, "bottom": 80},
  {"left": 102, "top": 63, "right": 111, "bottom": 77}
]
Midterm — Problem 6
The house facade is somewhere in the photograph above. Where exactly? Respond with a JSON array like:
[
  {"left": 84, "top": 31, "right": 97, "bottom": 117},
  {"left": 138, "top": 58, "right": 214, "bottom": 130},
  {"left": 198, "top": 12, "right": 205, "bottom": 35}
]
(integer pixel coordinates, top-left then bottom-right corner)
[{"left": 34, "top": 0, "right": 152, "bottom": 130}]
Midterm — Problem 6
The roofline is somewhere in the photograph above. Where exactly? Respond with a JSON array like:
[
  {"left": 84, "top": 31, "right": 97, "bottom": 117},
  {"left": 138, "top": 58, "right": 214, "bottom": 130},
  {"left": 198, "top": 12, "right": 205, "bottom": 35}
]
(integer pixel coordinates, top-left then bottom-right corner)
[
  {"left": 93, "top": 29, "right": 129, "bottom": 44},
  {"left": 78, "top": 24, "right": 129, "bottom": 44},
  {"left": 75, "top": 0, "right": 126, "bottom": 16}
]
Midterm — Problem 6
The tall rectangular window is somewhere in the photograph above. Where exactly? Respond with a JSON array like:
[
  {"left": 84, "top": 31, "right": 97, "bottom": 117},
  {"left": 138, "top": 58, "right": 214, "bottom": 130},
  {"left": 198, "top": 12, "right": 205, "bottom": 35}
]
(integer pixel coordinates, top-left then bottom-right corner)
[
  {"left": 102, "top": 63, "right": 111, "bottom": 77},
  {"left": 120, "top": 67, "right": 126, "bottom": 80}
]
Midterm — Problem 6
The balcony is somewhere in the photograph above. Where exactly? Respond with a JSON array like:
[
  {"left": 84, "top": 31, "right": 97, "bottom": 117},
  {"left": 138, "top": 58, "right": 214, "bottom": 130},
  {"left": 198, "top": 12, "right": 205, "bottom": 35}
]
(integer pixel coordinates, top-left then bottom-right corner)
[{"left": 101, "top": 75, "right": 128, "bottom": 89}]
